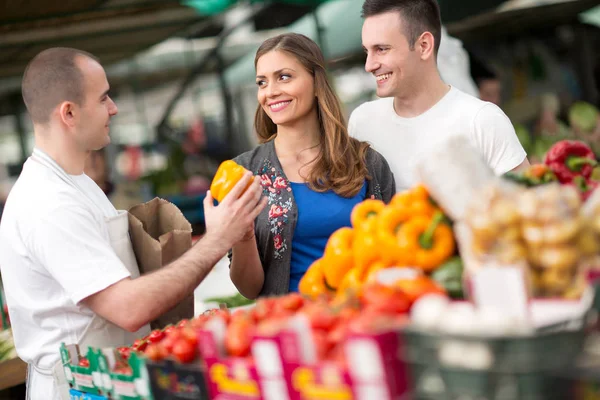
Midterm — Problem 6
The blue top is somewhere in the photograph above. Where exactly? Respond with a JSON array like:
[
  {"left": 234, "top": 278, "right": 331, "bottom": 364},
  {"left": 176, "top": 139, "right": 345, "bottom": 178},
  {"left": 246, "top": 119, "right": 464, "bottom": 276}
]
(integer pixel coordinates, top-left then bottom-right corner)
[{"left": 288, "top": 181, "right": 367, "bottom": 292}]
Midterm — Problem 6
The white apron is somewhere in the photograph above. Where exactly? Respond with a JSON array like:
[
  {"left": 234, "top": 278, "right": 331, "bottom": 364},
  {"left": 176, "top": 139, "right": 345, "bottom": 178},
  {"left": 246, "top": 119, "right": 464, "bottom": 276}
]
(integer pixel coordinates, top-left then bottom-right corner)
[{"left": 25, "top": 149, "right": 151, "bottom": 400}]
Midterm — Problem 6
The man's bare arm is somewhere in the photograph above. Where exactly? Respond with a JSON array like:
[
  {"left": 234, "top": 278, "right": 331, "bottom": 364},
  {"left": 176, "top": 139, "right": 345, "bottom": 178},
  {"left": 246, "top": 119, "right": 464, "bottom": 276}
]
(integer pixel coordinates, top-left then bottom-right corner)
[{"left": 82, "top": 172, "right": 267, "bottom": 332}]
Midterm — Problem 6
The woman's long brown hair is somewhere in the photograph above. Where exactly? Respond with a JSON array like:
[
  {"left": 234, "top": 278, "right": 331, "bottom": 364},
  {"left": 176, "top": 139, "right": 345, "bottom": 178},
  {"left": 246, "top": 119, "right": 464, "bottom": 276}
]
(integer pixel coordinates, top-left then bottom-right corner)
[{"left": 254, "top": 33, "right": 370, "bottom": 198}]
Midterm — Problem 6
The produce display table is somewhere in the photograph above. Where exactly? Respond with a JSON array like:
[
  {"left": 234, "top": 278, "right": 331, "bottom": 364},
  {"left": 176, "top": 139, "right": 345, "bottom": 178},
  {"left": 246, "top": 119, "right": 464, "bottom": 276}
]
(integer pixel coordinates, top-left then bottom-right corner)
[{"left": 0, "top": 357, "right": 26, "bottom": 391}]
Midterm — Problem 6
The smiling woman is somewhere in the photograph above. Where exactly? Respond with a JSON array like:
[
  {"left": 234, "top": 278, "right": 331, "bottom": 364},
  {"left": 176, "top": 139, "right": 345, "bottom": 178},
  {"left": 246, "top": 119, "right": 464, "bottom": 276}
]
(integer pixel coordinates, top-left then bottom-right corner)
[{"left": 227, "top": 33, "right": 396, "bottom": 299}]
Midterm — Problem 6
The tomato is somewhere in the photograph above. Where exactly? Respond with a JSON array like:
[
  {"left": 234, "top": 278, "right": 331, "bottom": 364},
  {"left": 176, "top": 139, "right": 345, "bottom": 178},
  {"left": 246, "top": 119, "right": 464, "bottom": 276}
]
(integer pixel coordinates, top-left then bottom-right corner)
[
  {"left": 78, "top": 357, "right": 90, "bottom": 368},
  {"left": 225, "top": 317, "right": 253, "bottom": 357},
  {"left": 394, "top": 275, "right": 446, "bottom": 304},
  {"left": 231, "top": 309, "right": 249, "bottom": 321},
  {"left": 212, "top": 309, "right": 231, "bottom": 325},
  {"left": 132, "top": 339, "right": 148, "bottom": 352},
  {"left": 177, "top": 319, "right": 190, "bottom": 328},
  {"left": 114, "top": 366, "right": 133, "bottom": 375},
  {"left": 326, "top": 321, "right": 349, "bottom": 348},
  {"left": 180, "top": 327, "right": 198, "bottom": 347},
  {"left": 190, "top": 316, "right": 209, "bottom": 329},
  {"left": 171, "top": 339, "right": 196, "bottom": 363},
  {"left": 145, "top": 344, "right": 168, "bottom": 362},
  {"left": 252, "top": 298, "right": 276, "bottom": 322},
  {"left": 161, "top": 330, "right": 182, "bottom": 353},
  {"left": 349, "top": 309, "right": 409, "bottom": 334},
  {"left": 279, "top": 293, "right": 304, "bottom": 312},
  {"left": 312, "top": 330, "right": 332, "bottom": 361},
  {"left": 147, "top": 329, "right": 166, "bottom": 344},
  {"left": 117, "top": 346, "right": 131, "bottom": 360},
  {"left": 163, "top": 325, "right": 178, "bottom": 336},
  {"left": 302, "top": 304, "right": 337, "bottom": 331},
  {"left": 361, "top": 283, "right": 411, "bottom": 315}
]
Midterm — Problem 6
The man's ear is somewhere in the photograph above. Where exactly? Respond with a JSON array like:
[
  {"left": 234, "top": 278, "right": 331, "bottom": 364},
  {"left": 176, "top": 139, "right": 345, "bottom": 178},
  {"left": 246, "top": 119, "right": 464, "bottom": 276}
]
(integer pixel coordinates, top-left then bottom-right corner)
[
  {"left": 58, "top": 101, "right": 77, "bottom": 128},
  {"left": 417, "top": 31, "right": 436, "bottom": 61}
]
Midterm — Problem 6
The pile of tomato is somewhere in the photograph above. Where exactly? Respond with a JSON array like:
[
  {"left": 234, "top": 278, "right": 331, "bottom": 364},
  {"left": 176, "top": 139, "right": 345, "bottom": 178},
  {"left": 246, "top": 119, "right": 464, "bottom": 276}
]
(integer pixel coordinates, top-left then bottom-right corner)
[{"left": 116, "top": 281, "right": 418, "bottom": 369}]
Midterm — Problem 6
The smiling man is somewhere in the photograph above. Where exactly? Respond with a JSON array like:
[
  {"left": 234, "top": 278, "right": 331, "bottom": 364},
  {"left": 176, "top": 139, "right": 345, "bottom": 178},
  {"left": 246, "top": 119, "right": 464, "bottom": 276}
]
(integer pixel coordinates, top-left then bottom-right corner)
[{"left": 348, "top": 0, "right": 529, "bottom": 192}]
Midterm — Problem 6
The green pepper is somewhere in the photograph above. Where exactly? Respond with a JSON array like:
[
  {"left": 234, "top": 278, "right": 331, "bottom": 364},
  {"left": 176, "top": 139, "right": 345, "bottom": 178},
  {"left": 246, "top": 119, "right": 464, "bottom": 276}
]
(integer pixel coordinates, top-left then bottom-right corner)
[{"left": 431, "top": 256, "right": 464, "bottom": 299}]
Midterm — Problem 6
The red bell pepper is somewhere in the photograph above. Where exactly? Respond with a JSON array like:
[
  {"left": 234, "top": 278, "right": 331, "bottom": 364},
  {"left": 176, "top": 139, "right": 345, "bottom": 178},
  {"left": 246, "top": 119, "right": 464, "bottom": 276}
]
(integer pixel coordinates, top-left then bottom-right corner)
[
  {"left": 544, "top": 140, "right": 597, "bottom": 183},
  {"left": 569, "top": 176, "right": 599, "bottom": 201}
]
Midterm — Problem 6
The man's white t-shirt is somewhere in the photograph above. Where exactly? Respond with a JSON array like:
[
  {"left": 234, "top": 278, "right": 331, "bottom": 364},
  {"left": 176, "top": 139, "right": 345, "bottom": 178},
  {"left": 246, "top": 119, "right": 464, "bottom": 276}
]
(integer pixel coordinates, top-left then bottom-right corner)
[
  {"left": 0, "top": 156, "right": 131, "bottom": 370},
  {"left": 348, "top": 86, "right": 527, "bottom": 192}
]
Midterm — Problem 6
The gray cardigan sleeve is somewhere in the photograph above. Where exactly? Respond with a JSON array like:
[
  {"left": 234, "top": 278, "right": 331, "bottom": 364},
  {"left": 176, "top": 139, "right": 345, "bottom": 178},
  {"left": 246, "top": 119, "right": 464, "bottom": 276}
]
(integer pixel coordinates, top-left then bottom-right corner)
[{"left": 365, "top": 147, "right": 396, "bottom": 203}]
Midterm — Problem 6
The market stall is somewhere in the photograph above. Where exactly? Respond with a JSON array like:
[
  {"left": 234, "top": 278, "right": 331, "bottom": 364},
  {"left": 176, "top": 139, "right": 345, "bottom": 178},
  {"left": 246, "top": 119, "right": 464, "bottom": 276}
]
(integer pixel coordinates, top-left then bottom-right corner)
[{"left": 46, "top": 133, "right": 600, "bottom": 400}]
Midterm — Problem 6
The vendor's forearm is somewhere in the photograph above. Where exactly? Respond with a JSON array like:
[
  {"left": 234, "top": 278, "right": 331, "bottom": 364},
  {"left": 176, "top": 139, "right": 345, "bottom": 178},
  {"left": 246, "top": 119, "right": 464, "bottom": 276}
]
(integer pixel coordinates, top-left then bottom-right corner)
[
  {"left": 230, "top": 239, "right": 264, "bottom": 299},
  {"left": 83, "top": 233, "right": 228, "bottom": 332}
]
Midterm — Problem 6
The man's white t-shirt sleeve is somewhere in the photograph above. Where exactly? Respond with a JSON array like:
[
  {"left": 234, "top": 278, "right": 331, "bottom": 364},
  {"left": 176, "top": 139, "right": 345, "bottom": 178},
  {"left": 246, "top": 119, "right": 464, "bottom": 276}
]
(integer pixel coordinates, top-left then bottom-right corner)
[
  {"left": 348, "top": 110, "right": 359, "bottom": 139},
  {"left": 28, "top": 205, "right": 131, "bottom": 304},
  {"left": 471, "top": 103, "right": 527, "bottom": 175}
]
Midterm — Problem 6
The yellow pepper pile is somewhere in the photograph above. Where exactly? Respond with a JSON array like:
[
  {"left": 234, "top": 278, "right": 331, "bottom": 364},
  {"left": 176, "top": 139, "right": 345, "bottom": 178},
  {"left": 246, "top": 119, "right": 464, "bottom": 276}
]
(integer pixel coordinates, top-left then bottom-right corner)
[{"left": 299, "top": 185, "right": 456, "bottom": 298}]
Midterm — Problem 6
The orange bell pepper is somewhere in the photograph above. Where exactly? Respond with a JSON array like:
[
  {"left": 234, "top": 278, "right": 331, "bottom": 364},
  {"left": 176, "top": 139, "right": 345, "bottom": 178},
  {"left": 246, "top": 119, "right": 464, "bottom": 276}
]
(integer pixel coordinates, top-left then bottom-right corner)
[
  {"left": 394, "top": 274, "right": 446, "bottom": 304},
  {"left": 391, "top": 185, "right": 438, "bottom": 217},
  {"left": 351, "top": 199, "right": 385, "bottom": 232},
  {"left": 397, "top": 211, "right": 455, "bottom": 272},
  {"left": 323, "top": 227, "right": 355, "bottom": 290},
  {"left": 376, "top": 206, "right": 412, "bottom": 265},
  {"left": 210, "top": 160, "right": 254, "bottom": 203},
  {"left": 299, "top": 258, "right": 330, "bottom": 298}
]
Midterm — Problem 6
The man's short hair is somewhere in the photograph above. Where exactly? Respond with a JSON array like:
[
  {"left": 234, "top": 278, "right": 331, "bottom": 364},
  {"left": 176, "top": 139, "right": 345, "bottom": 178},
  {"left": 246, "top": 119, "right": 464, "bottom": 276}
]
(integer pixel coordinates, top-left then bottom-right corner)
[
  {"left": 21, "top": 48, "right": 99, "bottom": 124},
  {"left": 362, "top": 0, "right": 442, "bottom": 55}
]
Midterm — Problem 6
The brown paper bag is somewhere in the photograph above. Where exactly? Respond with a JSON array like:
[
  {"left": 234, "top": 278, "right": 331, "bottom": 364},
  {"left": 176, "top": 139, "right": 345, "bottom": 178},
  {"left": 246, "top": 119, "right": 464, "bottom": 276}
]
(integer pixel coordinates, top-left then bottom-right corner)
[{"left": 128, "top": 198, "right": 194, "bottom": 330}]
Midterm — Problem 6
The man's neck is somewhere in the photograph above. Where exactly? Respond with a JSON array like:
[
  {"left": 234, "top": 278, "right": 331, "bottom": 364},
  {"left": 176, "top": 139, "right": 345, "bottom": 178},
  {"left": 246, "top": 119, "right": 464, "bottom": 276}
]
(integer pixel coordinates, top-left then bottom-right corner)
[
  {"left": 393, "top": 73, "right": 450, "bottom": 118},
  {"left": 35, "top": 128, "right": 88, "bottom": 175}
]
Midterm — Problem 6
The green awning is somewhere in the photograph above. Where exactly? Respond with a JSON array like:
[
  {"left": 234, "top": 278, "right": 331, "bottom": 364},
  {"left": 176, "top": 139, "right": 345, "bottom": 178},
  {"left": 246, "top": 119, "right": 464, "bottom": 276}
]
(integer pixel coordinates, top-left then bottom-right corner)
[{"left": 183, "top": 0, "right": 332, "bottom": 16}]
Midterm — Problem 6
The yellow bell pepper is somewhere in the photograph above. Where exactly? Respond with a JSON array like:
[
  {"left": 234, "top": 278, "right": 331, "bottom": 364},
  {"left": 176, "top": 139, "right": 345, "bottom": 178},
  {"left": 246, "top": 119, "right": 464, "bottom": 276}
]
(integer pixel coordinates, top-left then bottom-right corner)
[
  {"left": 353, "top": 228, "right": 380, "bottom": 274},
  {"left": 323, "top": 227, "right": 355, "bottom": 290},
  {"left": 210, "top": 160, "right": 254, "bottom": 203},
  {"left": 336, "top": 267, "right": 365, "bottom": 296},
  {"left": 299, "top": 258, "right": 329, "bottom": 298},
  {"left": 397, "top": 211, "right": 455, "bottom": 272},
  {"left": 376, "top": 206, "right": 412, "bottom": 265},
  {"left": 351, "top": 199, "right": 385, "bottom": 231}
]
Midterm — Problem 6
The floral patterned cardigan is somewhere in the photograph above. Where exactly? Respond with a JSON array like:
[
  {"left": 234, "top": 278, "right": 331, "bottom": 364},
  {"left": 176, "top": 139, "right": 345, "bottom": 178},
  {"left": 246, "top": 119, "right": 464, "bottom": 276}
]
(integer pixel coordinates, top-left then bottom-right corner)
[{"left": 229, "top": 139, "right": 396, "bottom": 296}]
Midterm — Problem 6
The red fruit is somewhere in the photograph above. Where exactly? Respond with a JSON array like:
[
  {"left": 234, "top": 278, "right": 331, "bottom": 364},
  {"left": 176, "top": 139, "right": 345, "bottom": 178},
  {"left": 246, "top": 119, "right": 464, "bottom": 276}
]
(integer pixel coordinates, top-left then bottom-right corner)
[
  {"left": 231, "top": 309, "right": 249, "bottom": 321},
  {"left": 252, "top": 298, "right": 276, "bottom": 322},
  {"left": 172, "top": 339, "right": 196, "bottom": 363},
  {"left": 177, "top": 319, "right": 190, "bottom": 328},
  {"left": 225, "top": 317, "right": 253, "bottom": 357},
  {"left": 147, "top": 329, "right": 166, "bottom": 344},
  {"left": 190, "top": 316, "right": 209, "bottom": 329},
  {"left": 212, "top": 309, "right": 231, "bottom": 324},
  {"left": 132, "top": 339, "right": 148, "bottom": 352},
  {"left": 163, "top": 325, "right": 178, "bottom": 336},
  {"left": 161, "top": 331, "right": 182, "bottom": 353},
  {"left": 78, "top": 357, "right": 90, "bottom": 368},
  {"left": 145, "top": 344, "right": 168, "bottom": 362},
  {"left": 348, "top": 309, "right": 409, "bottom": 334},
  {"left": 180, "top": 327, "right": 198, "bottom": 347},
  {"left": 117, "top": 347, "right": 131, "bottom": 360},
  {"left": 361, "top": 283, "right": 411, "bottom": 315},
  {"left": 326, "top": 321, "right": 349, "bottom": 348},
  {"left": 279, "top": 293, "right": 305, "bottom": 312},
  {"left": 114, "top": 366, "right": 133, "bottom": 375},
  {"left": 302, "top": 304, "right": 337, "bottom": 331},
  {"left": 312, "top": 330, "right": 333, "bottom": 361}
]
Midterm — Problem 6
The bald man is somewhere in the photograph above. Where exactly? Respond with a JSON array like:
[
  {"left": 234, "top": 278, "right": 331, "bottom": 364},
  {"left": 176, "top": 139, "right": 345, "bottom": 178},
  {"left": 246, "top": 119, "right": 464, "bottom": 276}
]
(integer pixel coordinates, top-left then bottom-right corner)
[{"left": 0, "top": 48, "right": 267, "bottom": 400}]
